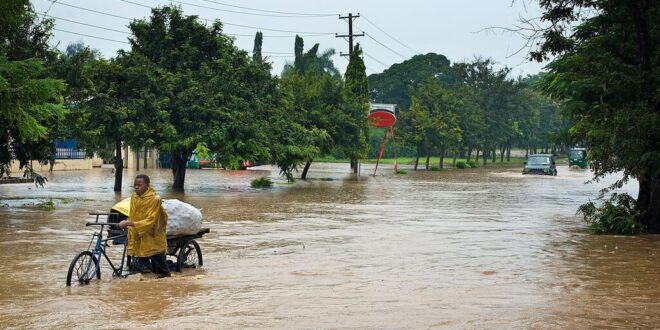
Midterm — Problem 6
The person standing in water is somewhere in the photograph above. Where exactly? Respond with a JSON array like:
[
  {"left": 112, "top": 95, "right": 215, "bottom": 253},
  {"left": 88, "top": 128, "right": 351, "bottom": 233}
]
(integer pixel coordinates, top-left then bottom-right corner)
[{"left": 119, "top": 174, "right": 170, "bottom": 278}]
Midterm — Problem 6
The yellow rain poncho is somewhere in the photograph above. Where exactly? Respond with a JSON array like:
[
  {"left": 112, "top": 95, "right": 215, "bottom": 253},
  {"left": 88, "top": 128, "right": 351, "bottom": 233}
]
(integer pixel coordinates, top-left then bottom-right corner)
[{"left": 127, "top": 187, "right": 168, "bottom": 257}]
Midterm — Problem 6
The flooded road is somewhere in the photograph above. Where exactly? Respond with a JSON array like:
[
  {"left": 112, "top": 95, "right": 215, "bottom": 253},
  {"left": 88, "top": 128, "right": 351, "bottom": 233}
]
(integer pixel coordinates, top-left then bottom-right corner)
[{"left": 0, "top": 163, "right": 658, "bottom": 329}]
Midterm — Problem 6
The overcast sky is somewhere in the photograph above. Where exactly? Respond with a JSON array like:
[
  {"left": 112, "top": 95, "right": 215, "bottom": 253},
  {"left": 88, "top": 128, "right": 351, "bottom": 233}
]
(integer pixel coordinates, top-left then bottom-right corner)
[{"left": 31, "top": 0, "right": 549, "bottom": 77}]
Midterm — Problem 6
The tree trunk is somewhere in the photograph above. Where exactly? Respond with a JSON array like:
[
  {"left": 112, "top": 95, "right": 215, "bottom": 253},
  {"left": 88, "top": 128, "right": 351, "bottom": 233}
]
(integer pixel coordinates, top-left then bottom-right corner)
[
  {"left": 639, "top": 173, "right": 660, "bottom": 233},
  {"left": 414, "top": 143, "right": 420, "bottom": 171},
  {"left": 439, "top": 148, "right": 445, "bottom": 169},
  {"left": 475, "top": 149, "right": 480, "bottom": 163},
  {"left": 425, "top": 152, "right": 430, "bottom": 170},
  {"left": 492, "top": 147, "right": 496, "bottom": 163},
  {"left": 113, "top": 140, "right": 123, "bottom": 192},
  {"left": 482, "top": 148, "right": 487, "bottom": 167},
  {"left": 467, "top": 147, "right": 472, "bottom": 162},
  {"left": 506, "top": 145, "right": 511, "bottom": 162},
  {"left": 301, "top": 160, "right": 312, "bottom": 180},
  {"left": 350, "top": 158, "right": 358, "bottom": 174},
  {"left": 452, "top": 151, "right": 457, "bottom": 167},
  {"left": 136, "top": 150, "right": 140, "bottom": 171},
  {"left": 171, "top": 148, "right": 191, "bottom": 192},
  {"left": 144, "top": 147, "right": 148, "bottom": 169},
  {"left": 500, "top": 145, "right": 505, "bottom": 162}
]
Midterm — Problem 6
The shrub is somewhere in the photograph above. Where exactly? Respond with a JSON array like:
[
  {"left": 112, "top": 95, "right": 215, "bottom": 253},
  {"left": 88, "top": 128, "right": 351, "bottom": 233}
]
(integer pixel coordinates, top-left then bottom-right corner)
[
  {"left": 467, "top": 160, "right": 480, "bottom": 168},
  {"left": 250, "top": 176, "right": 273, "bottom": 188},
  {"left": 429, "top": 166, "right": 440, "bottom": 171},
  {"left": 395, "top": 169, "right": 408, "bottom": 175},
  {"left": 455, "top": 160, "right": 468, "bottom": 169},
  {"left": 36, "top": 198, "right": 56, "bottom": 211},
  {"left": 578, "top": 193, "right": 644, "bottom": 235}
]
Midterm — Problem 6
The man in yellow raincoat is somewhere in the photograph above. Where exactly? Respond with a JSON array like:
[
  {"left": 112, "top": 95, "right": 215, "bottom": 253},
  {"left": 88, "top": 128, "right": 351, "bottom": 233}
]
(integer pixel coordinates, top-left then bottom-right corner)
[{"left": 119, "top": 174, "right": 170, "bottom": 278}]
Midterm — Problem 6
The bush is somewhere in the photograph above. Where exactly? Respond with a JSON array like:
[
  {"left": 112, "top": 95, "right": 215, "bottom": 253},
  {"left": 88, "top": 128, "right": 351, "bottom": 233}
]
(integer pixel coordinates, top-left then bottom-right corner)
[
  {"left": 578, "top": 193, "right": 644, "bottom": 235},
  {"left": 467, "top": 160, "right": 480, "bottom": 168},
  {"left": 250, "top": 176, "right": 273, "bottom": 188},
  {"left": 455, "top": 160, "right": 468, "bottom": 169},
  {"left": 36, "top": 198, "right": 56, "bottom": 211},
  {"left": 429, "top": 166, "right": 440, "bottom": 171},
  {"left": 395, "top": 169, "right": 408, "bottom": 175}
]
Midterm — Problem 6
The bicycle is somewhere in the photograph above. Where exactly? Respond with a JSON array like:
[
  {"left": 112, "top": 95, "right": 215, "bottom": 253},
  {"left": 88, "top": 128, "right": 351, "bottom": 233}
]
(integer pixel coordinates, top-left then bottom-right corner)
[
  {"left": 66, "top": 212, "right": 128, "bottom": 286},
  {"left": 66, "top": 211, "right": 209, "bottom": 286}
]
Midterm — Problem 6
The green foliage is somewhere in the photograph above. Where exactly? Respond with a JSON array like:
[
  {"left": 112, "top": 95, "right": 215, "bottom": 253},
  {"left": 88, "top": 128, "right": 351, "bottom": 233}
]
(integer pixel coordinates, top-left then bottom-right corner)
[
  {"left": 250, "top": 176, "right": 273, "bottom": 188},
  {"left": 0, "top": 2, "right": 66, "bottom": 179},
  {"left": 455, "top": 160, "right": 468, "bottom": 169},
  {"left": 368, "top": 53, "right": 452, "bottom": 109},
  {"left": 35, "top": 197, "right": 56, "bottom": 211},
  {"left": 279, "top": 35, "right": 344, "bottom": 179},
  {"left": 341, "top": 44, "right": 370, "bottom": 163},
  {"left": 252, "top": 31, "right": 263, "bottom": 62},
  {"left": 429, "top": 166, "right": 440, "bottom": 171},
  {"left": 578, "top": 193, "right": 644, "bottom": 235},
  {"left": 536, "top": 0, "right": 660, "bottom": 231},
  {"left": 128, "top": 6, "right": 278, "bottom": 190},
  {"left": 467, "top": 160, "right": 480, "bottom": 168},
  {"left": 395, "top": 169, "right": 408, "bottom": 175}
]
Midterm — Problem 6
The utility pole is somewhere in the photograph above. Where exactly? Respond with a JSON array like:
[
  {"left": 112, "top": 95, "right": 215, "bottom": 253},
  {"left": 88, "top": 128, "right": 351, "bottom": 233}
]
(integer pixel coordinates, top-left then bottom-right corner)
[
  {"left": 337, "top": 13, "right": 365, "bottom": 174},
  {"left": 336, "top": 13, "right": 364, "bottom": 56}
]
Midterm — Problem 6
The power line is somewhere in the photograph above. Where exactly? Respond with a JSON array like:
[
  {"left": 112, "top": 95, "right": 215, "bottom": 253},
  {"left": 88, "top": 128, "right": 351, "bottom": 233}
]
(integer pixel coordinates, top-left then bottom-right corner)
[
  {"left": 53, "top": 28, "right": 129, "bottom": 44},
  {"left": 143, "top": 0, "right": 335, "bottom": 18},
  {"left": 115, "top": 0, "right": 335, "bottom": 34},
  {"left": 364, "top": 33, "right": 408, "bottom": 60},
  {"left": 201, "top": 0, "right": 335, "bottom": 17},
  {"left": 361, "top": 15, "right": 419, "bottom": 55},
  {"left": 50, "top": 0, "right": 133, "bottom": 20},
  {"left": 363, "top": 52, "right": 388, "bottom": 68},
  {"left": 340, "top": 51, "right": 377, "bottom": 74},
  {"left": 42, "top": 14, "right": 130, "bottom": 34},
  {"left": 336, "top": 13, "right": 364, "bottom": 57}
]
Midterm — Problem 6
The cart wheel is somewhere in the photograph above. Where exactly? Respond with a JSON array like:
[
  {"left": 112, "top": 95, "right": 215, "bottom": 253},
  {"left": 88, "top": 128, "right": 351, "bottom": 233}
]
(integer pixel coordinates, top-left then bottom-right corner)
[
  {"left": 66, "top": 251, "right": 100, "bottom": 286},
  {"left": 176, "top": 239, "right": 203, "bottom": 272}
]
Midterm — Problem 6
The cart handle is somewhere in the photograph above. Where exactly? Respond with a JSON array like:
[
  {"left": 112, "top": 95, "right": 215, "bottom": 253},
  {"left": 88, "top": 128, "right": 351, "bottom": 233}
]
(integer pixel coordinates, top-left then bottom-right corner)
[
  {"left": 86, "top": 222, "right": 120, "bottom": 227},
  {"left": 89, "top": 212, "right": 120, "bottom": 216}
]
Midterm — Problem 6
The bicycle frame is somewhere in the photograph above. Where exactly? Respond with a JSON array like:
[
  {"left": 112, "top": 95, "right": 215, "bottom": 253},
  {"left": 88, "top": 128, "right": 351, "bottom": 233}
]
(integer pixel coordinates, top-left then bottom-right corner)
[{"left": 85, "top": 212, "right": 129, "bottom": 279}]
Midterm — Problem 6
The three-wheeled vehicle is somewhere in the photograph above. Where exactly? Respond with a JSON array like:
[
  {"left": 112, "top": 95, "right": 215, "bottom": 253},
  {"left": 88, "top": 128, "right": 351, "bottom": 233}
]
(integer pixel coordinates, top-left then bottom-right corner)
[
  {"left": 66, "top": 200, "right": 209, "bottom": 286},
  {"left": 568, "top": 147, "right": 588, "bottom": 169}
]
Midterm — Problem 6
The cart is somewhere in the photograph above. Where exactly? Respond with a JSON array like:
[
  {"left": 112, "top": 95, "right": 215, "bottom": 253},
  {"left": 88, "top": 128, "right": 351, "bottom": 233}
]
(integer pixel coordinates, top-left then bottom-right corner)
[{"left": 66, "top": 212, "right": 209, "bottom": 286}]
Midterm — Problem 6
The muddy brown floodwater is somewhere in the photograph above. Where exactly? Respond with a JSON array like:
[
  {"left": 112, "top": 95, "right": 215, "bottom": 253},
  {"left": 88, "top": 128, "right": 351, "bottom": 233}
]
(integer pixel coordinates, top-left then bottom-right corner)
[{"left": 0, "top": 163, "right": 658, "bottom": 329}]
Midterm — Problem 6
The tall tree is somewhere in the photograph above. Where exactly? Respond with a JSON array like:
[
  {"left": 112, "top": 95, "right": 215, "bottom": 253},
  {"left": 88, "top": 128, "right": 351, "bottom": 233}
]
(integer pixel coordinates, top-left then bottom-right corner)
[
  {"left": 129, "top": 6, "right": 277, "bottom": 191},
  {"left": 342, "top": 44, "right": 370, "bottom": 173},
  {"left": 368, "top": 53, "right": 452, "bottom": 109},
  {"left": 0, "top": 1, "right": 65, "bottom": 182},
  {"left": 534, "top": 0, "right": 660, "bottom": 232},
  {"left": 281, "top": 36, "right": 339, "bottom": 180},
  {"left": 252, "top": 31, "right": 263, "bottom": 62}
]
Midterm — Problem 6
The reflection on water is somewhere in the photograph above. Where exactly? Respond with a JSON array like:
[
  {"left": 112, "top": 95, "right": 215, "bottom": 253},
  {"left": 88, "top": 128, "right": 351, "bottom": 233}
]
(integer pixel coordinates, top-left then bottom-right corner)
[{"left": 1, "top": 164, "right": 658, "bottom": 328}]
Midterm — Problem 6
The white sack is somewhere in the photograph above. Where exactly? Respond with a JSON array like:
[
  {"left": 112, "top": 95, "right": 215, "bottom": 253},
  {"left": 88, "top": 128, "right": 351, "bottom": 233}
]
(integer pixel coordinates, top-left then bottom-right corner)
[{"left": 162, "top": 199, "right": 203, "bottom": 236}]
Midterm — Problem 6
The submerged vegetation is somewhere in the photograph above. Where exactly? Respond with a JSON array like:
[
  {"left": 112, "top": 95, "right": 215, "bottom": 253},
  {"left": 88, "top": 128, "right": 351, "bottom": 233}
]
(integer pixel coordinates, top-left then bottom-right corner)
[
  {"left": 250, "top": 176, "right": 273, "bottom": 188},
  {"left": 578, "top": 193, "right": 644, "bottom": 235}
]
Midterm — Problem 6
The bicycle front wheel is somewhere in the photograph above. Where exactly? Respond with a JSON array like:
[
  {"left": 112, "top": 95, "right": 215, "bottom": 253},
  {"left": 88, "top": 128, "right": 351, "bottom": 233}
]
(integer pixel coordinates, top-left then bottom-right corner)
[{"left": 66, "top": 251, "right": 100, "bottom": 286}]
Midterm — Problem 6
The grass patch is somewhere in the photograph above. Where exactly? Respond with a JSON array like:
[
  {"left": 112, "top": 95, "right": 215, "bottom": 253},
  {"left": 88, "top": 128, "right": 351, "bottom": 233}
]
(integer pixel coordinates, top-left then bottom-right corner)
[
  {"left": 429, "top": 166, "right": 441, "bottom": 171},
  {"left": 250, "top": 176, "right": 273, "bottom": 188},
  {"left": 395, "top": 169, "right": 408, "bottom": 175}
]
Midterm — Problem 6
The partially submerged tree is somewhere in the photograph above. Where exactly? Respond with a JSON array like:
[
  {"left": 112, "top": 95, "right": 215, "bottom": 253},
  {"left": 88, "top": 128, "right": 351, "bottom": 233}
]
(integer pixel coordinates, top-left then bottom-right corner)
[
  {"left": 129, "top": 6, "right": 275, "bottom": 191},
  {"left": 534, "top": 0, "right": 659, "bottom": 232},
  {"left": 342, "top": 44, "right": 370, "bottom": 173},
  {"left": 0, "top": 1, "right": 65, "bottom": 184}
]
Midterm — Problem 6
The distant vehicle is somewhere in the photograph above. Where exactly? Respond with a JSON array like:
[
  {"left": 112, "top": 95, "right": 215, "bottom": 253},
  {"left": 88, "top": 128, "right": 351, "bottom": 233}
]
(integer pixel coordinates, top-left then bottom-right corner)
[
  {"left": 568, "top": 148, "right": 588, "bottom": 169},
  {"left": 522, "top": 154, "right": 557, "bottom": 176}
]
